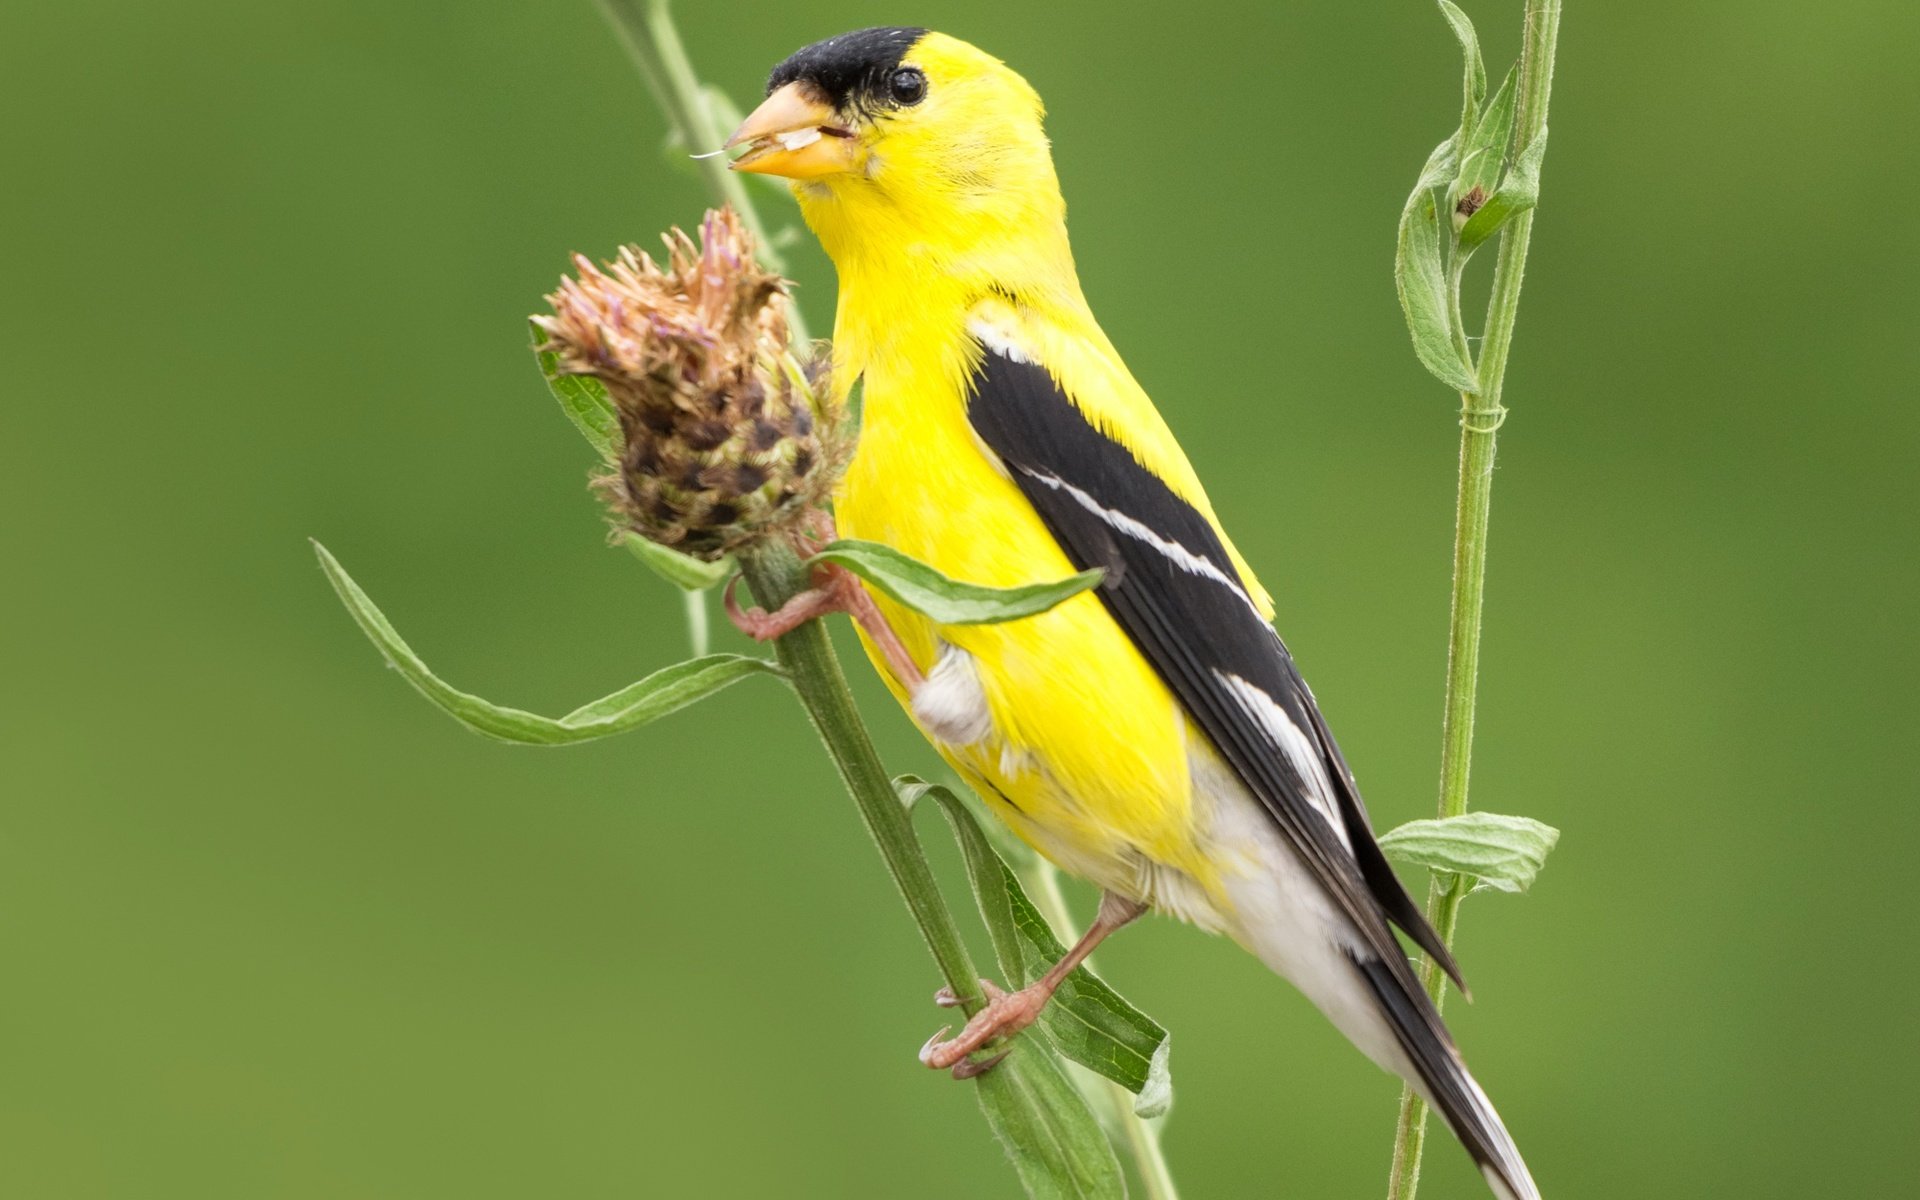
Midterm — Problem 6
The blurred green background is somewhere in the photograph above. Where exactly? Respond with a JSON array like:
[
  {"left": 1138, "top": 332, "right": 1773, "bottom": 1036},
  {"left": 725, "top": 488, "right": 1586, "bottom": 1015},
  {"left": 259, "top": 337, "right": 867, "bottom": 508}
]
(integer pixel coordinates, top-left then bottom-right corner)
[{"left": 5, "top": 1, "right": 1916, "bottom": 1196}]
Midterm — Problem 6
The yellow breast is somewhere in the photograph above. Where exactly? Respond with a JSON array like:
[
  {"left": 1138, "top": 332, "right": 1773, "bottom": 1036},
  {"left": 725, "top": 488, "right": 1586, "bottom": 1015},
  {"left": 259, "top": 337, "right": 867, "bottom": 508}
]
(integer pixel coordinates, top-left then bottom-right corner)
[{"left": 835, "top": 323, "right": 1212, "bottom": 892}]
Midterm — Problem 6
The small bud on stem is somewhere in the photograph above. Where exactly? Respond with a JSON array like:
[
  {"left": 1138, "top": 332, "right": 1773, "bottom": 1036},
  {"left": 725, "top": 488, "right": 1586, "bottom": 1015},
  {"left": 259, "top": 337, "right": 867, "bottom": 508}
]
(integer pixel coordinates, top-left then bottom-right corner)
[{"left": 535, "top": 207, "right": 847, "bottom": 559}]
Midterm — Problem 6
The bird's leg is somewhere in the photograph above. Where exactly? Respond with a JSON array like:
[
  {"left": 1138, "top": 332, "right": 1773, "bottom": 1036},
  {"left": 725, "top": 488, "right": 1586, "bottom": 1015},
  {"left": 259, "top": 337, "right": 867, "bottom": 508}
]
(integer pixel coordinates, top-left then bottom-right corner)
[
  {"left": 795, "top": 506, "right": 836, "bottom": 556},
  {"left": 920, "top": 891, "right": 1147, "bottom": 1079},
  {"left": 724, "top": 563, "right": 925, "bottom": 691}
]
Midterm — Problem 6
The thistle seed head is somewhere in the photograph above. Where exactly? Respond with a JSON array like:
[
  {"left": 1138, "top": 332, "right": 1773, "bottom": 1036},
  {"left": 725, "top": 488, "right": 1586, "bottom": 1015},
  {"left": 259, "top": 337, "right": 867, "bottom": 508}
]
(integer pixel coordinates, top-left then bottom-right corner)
[{"left": 535, "top": 207, "right": 845, "bottom": 559}]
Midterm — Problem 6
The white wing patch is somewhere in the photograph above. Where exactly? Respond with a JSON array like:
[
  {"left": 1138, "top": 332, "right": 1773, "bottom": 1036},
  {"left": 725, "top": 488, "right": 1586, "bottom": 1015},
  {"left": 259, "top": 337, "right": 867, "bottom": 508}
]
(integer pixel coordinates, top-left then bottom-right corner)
[
  {"left": 965, "top": 316, "right": 1033, "bottom": 363},
  {"left": 1214, "top": 670, "right": 1351, "bottom": 848},
  {"left": 1023, "top": 469, "right": 1266, "bottom": 620}
]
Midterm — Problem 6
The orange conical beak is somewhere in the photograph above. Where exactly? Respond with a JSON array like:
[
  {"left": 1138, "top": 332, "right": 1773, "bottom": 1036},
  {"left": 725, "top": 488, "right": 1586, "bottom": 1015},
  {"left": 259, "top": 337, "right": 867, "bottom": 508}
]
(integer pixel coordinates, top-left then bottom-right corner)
[{"left": 726, "top": 83, "right": 860, "bottom": 179}]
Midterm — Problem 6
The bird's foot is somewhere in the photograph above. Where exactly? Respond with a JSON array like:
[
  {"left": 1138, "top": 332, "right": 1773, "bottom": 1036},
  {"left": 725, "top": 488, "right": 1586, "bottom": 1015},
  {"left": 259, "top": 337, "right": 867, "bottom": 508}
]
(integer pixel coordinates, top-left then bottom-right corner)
[
  {"left": 724, "top": 563, "right": 925, "bottom": 690},
  {"left": 723, "top": 567, "right": 849, "bottom": 641},
  {"left": 919, "top": 978, "right": 1054, "bottom": 1079}
]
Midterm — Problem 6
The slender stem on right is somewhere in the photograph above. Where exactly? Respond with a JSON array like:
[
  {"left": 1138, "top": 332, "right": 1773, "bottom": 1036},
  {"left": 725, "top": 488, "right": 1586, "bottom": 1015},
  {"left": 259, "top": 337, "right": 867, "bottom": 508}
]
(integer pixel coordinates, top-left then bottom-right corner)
[
  {"left": 1386, "top": 4, "right": 1560, "bottom": 1198},
  {"left": 1107, "top": 1078, "right": 1180, "bottom": 1200}
]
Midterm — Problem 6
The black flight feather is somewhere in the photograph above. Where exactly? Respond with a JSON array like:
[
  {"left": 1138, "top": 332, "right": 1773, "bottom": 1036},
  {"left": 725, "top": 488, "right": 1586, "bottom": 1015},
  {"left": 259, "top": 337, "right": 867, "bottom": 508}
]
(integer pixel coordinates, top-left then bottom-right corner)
[{"left": 1349, "top": 952, "right": 1531, "bottom": 1195}]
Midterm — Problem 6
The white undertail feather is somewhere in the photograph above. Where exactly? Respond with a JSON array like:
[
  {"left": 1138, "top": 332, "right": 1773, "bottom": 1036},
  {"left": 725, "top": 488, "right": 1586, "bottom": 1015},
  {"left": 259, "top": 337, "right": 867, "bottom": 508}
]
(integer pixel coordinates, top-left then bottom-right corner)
[{"left": 1186, "top": 737, "right": 1540, "bottom": 1200}]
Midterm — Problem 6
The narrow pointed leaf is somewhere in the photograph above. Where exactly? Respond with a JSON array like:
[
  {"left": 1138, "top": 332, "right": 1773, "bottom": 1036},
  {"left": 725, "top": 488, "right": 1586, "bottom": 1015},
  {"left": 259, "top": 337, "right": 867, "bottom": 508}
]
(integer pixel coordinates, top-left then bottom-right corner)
[
  {"left": 530, "top": 320, "right": 618, "bottom": 458},
  {"left": 618, "top": 531, "right": 733, "bottom": 591},
  {"left": 1437, "top": 0, "right": 1487, "bottom": 139},
  {"left": 1459, "top": 126, "right": 1549, "bottom": 250},
  {"left": 657, "top": 127, "right": 709, "bottom": 188},
  {"left": 973, "top": 1045, "right": 1127, "bottom": 1200},
  {"left": 1379, "top": 811, "right": 1561, "bottom": 893},
  {"left": 1395, "top": 135, "right": 1479, "bottom": 394},
  {"left": 899, "top": 778, "right": 1171, "bottom": 1109},
  {"left": 699, "top": 83, "right": 746, "bottom": 144},
  {"left": 315, "top": 541, "right": 779, "bottom": 744},
  {"left": 547, "top": 655, "right": 776, "bottom": 729},
  {"left": 1452, "top": 67, "right": 1518, "bottom": 231},
  {"left": 813, "top": 540, "right": 1103, "bottom": 625}
]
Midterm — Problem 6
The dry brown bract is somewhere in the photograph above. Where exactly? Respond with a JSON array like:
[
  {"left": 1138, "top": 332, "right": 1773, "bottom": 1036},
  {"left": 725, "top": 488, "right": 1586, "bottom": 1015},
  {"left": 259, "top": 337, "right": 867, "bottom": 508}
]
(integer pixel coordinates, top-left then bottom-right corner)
[{"left": 537, "top": 207, "right": 844, "bottom": 559}]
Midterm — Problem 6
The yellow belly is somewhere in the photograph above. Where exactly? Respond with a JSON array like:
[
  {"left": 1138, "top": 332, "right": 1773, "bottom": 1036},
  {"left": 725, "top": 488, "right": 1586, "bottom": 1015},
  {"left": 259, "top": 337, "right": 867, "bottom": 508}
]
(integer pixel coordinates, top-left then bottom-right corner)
[{"left": 837, "top": 377, "right": 1215, "bottom": 895}]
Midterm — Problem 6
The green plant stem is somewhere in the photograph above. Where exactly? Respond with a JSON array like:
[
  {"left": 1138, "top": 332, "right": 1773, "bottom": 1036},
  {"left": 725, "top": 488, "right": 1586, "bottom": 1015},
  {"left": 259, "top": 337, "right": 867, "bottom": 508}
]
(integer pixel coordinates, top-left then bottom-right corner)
[
  {"left": 1021, "top": 858, "right": 1181, "bottom": 1200},
  {"left": 682, "top": 588, "right": 710, "bottom": 658},
  {"left": 1110, "top": 1079, "right": 1180, "bottom": 1200},
  {"left": 595, "top": 0, "right": 812, "bottom": 345},
  {"left": 1386, "top": 3, "right": 1560, "bottom": 1198},
  {"left": 736, "top": 541, "right": 983, "bottom": 1009}
]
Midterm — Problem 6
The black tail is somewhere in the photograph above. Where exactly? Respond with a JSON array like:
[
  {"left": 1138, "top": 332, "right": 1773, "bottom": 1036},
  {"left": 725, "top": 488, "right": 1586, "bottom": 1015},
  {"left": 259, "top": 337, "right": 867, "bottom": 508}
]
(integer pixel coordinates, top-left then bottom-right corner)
[{"left": 1351, "top": 956, "right": 1539, "bottom": 1200}]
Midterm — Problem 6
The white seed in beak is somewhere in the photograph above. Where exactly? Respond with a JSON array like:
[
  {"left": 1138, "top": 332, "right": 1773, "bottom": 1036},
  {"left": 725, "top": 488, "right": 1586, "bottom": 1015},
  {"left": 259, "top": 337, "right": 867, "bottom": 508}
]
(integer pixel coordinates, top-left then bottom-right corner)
[{"left": 777, "top": 127, "right": 824, "bottom": 152}]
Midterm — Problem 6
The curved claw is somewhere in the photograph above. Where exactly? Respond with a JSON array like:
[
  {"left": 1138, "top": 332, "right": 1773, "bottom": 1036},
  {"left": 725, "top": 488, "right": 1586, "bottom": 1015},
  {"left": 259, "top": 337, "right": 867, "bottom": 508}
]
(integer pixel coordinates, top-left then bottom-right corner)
[
  {"left": 918, "top": 1024, "right": 1013, "bottom": 1080},
  {"left": 918, "top": 1026, "right": 953, "bottom": 1066},
  {"left": 949, "top": 1048, "right": 1012, "bottom": 1080},
  {"left": 933, "top": 979, "right": 1004, "bottom": 1009},
  {"left": 918, "top": 978, "right": 1048, "bottom": 1075}
]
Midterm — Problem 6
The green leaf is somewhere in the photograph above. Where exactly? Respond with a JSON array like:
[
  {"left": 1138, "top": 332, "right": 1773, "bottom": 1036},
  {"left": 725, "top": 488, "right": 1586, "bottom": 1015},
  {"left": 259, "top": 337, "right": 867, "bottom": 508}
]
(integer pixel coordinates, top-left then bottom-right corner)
[
  {"left": 618, "top": 531, "right": 733, "bottom": 591},
  {"left": 1395, "top": 135, "right": 1479, "bottom": 394},
  {"left": 1379, "top": 811, "right": 1561, "bottom": 894},
  {"left": 699, "top": 83, "right": 746, "bottom": 141},
  {"left": 1437, "top": 0, "right": 1487, "bottom": 139},
  {"left": 658, "top": 127, "right": 707, "bottom": 187},
  {"left": 314, "top": 541, "right": 780, "bottom": 744},
  {"left": 1459, "top": 126, "right": 1549, "bottom": 251},
  {"left": 811, "top": 540, "right": 1102, "bottom": 626},
  {"left": 973, "top": 1044, "right": 1127, "bottom": 1200},
  {"left": 898, "top": 778, "right": 1172, "bottom": 1111},
  {"left": 530, "top": 319, "right": 618, "bottom": 458},
  {"left": 900, "top": 774, "right": 1133, "bottom": 1194},
  {"left": 1453, "top": 67, "right": 1518, "bottom": 225}
]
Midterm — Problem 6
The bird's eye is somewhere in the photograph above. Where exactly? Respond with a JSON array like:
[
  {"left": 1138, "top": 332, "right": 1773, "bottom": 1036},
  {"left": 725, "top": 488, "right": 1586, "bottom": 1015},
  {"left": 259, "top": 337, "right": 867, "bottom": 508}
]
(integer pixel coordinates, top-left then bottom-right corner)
[{"left": 888, "top": 67, "right": 928, "bottom": 106}]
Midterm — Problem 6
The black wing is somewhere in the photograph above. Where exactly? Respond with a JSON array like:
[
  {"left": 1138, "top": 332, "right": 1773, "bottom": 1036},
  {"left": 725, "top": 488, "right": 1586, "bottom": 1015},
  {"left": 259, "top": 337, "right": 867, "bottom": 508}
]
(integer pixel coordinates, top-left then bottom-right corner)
[{"left": 964, "top": 341, "right": 1462, "bottom": 987}]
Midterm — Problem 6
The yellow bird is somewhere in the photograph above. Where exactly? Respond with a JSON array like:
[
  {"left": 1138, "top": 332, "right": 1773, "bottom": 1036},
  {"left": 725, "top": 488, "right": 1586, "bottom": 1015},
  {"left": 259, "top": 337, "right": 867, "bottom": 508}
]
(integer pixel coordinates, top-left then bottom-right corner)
[{"left": 725, "top": 27, "right": 1538, "bottom": 1200}]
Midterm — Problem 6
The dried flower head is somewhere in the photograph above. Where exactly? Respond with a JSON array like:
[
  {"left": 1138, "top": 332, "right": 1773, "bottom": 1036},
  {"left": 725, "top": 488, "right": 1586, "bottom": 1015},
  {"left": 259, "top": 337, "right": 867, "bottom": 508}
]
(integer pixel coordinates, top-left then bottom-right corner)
[{"left": 535, "top": 207, "right": 845, "bottom": 559}]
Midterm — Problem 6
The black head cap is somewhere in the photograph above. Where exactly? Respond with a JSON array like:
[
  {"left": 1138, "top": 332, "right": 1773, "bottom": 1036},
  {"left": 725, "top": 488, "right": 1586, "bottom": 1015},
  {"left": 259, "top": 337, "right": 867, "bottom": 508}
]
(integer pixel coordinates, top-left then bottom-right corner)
[{"left": 767, "top": 26, "right": 928, "bottom": 111}]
